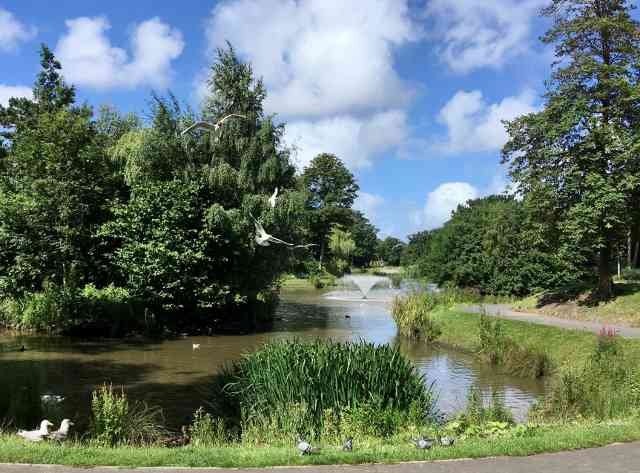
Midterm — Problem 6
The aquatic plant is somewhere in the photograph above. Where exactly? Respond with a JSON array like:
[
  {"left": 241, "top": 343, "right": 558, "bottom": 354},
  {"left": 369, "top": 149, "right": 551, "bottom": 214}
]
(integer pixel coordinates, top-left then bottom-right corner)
[
  {"left": 213, "top": 340, "right": 437, "bottom": 441},
  {"left": 391, "top": 292, "right": 446, "bottom": 341},
  {"left": 189, "top": 407, "right": 228, "bottom": 447}
]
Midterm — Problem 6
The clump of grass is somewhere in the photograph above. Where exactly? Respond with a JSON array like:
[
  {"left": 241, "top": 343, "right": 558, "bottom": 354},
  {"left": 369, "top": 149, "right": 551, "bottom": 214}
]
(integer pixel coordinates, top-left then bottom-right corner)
[
  {"left": 478, "top": 313, "right": 551, "bottom": 378},
  {"left": 90, "top": 384, "right": 167, "bottom": 446},
  {"left": 213, "top": 340, "right": 437, "bottom": 441},
  {"left": 391, "top": 292, "right": 445, "bottom": 341},
  {"left": 443, "top": 387, "right": 515, "bottom": 439},
  {"left": 535, "top": 329, "right": 640, "bottom": 420},
  {"left": 189, "top": 407, "right": 228, "bottom": 446}
]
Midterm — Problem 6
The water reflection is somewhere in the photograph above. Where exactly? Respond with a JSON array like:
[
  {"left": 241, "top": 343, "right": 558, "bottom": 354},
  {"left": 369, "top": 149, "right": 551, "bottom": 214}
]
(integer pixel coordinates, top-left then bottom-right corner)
[{"left": 0, "top": 288, "right": 545, "bottom": 429}]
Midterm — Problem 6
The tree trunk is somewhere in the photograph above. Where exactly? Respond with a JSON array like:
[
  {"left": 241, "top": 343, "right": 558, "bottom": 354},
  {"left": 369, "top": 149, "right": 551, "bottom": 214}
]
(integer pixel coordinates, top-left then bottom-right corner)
[
  {"left": 597, "top": 242, "right": 613, "bottom": 299},
  {"left": 631, "top": 221, "right": 640, "bottom": 268}
]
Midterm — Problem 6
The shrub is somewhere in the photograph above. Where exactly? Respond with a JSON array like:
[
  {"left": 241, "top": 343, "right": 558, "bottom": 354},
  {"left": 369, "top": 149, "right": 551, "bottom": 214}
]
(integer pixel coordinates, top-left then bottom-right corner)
[
  {"left": 189, "top": 407, "right": 228, "bottom": 446},
  {"left": 622, "top": 267, "right": 640, "bottom": 281},
  {"left": 391, "top": 292, "right": 445, "bottom": 341},
  {"left": 309, "top": 274, "right": 324, "bottom": 289},
  {"left": 213, "top": 340, "right": 437, "bottom": 440},
  {"left": 90, "top": 384, "right": 167, "bottom": 446}
]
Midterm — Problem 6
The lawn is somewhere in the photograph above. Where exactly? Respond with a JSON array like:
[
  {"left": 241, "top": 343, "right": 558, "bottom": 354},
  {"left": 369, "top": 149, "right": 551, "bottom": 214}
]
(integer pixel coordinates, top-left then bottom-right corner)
[
  {"left": 430, "top": 307, "right": 640, "bottom": 372},
  {"left": 0, "top": 420, "right": 638, "bottom": 468},
  {"left": 512, "top": 282, "right": 640, "bottom": 327}
]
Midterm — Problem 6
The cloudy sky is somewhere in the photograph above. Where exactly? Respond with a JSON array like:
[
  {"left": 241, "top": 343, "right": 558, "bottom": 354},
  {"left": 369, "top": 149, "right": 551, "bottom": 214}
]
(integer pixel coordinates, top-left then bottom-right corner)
[{"left": 1, "top": 0, "right": 556, "bottom": 238}]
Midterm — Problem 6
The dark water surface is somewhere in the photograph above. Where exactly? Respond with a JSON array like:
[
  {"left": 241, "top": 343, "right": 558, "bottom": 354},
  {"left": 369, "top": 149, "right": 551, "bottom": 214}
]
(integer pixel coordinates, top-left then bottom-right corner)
[{"left": 0, "top": 290, "right": 545, "bottom": 430}]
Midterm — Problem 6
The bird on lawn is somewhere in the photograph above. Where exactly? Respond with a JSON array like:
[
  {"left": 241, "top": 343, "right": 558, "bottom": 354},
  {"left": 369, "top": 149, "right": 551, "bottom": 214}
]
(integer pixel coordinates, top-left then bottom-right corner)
[
  {"left": 181, "top": 114, "right": 247, "bottom": 137},
  {"left": 439, "top": 435, "right": 455, "bottom": 447},
  {"left": 412, "top": 436, "right": 434, "bottom": 450},
  {"left": 296, "top": 436, "right": 319, "bottom": 455},
  {"left": 48, "top": 419, "right": 74, "bottom": 442},
  {"left": 342, "top": 437, "right": 353, "bottom": 452},
  {"left": 17, "top": 420, "right": 54, "bottom": 442},
  {"left": 268, "top": 187, "right": 278, "bottom": 208}
]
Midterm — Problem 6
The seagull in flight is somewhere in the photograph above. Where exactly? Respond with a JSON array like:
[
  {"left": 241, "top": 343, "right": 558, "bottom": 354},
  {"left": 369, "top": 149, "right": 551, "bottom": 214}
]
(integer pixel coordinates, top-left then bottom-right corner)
[
  {"left": 181, "top": 114, "right": 247, "bottom": 136},
  {"left": 268, "top": 187, "right": 278, "bottom": 208},
  {"left": 250, "top": 213, "right": 294, "bottom": 247}
]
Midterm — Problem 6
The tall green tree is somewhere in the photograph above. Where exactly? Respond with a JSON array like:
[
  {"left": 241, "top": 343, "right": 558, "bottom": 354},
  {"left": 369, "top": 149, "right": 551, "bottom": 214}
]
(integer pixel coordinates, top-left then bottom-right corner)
[
  {"left": 0, "top": 45, "right": 114, "bottom": 295},
  {"left": 503, "top": 0, "right": 640, "bottom": 298},
  {"left": 101, "top": 46, "right": 303, "bottom": 328},
  {"left": 300, "top": 153, "right": 359, "bottom": 268},
  {"left": 376, "top": 237, "right": 404, "bottom": 266},
  {"left": 349, "top": 211, "right": 379, "bottom": 268}
]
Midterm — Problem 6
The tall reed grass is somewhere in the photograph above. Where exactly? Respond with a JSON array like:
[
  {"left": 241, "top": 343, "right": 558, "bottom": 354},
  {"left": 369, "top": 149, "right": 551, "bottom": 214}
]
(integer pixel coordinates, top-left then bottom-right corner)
[
  {"left": 212, "top": 340, "right": 437, "bottom": 441},
  {"left": 535, "top": 329, "right": 640, "bottom": 420},
  {"left": 391, "top": 290, "right": 462, "bottom": 341}
]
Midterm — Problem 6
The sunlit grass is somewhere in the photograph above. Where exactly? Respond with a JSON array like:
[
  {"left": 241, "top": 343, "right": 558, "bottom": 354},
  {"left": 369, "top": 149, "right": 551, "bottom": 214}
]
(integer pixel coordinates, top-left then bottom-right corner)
[{"left": 0, "top": 420, "right": 638, "bottom": 467}]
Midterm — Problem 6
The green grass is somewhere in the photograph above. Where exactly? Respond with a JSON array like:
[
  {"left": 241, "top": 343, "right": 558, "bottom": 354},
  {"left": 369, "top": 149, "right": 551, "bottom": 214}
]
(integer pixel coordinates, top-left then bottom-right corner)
[
  {"left": 280, "top": 275, "right": 334, "bottom": 292},
  {"left": 429, "top": 308, "right": 640, "bottom": 371},
  {"left": 512, "top": 282, "right": 640, "bottom": 327},
  {"left": 0, "top": 420, "right": 638, "bottom": 467}
]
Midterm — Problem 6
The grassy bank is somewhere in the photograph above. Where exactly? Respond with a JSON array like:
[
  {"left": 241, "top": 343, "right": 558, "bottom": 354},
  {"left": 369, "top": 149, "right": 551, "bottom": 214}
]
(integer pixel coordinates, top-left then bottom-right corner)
[
  {"left": 0, "top": 420, "right": 638, "bottom": 467},
  {"left": 513, "top": 282, "right": 640, "bottom": 327}
]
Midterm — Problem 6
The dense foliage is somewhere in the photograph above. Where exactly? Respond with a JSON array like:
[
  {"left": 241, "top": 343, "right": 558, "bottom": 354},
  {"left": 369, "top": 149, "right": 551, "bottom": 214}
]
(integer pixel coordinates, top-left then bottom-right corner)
[
  {"left": 213, "top": 340, "right": 436, "bottom": 440},
  {"left": 503, "top": 0, "right": 640, "bottom": 298},
  {"left": 406, "top": 196, "right": 571, "bottom": 295}
]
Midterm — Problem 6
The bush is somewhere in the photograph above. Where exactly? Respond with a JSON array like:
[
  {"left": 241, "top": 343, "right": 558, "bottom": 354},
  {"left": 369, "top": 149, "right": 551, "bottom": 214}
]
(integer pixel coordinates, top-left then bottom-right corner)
[
  {"left": 213, "top": 340, "right": 437, "bottom": 441},
  {"left": 622, "top": 267, "right": 640, "bottom": 281},
  {"left": 391, "top": 292, "right": 447, "bottom": 341},
  {"left": 189, "top": 407, "right": 228, "bottom": 446},
  {"left": 90, "top": 384, "right": 167, "bottom": 446},
  {"left": 478, "top": 313, "right": 551, "bottom": 378},
  {"left": 309, "top": 274, "right": 324, "bottom": 289}
]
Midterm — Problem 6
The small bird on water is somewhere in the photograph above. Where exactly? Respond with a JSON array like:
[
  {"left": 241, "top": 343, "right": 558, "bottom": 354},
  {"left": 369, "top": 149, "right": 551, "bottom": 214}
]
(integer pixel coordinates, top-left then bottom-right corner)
[
  {"left": 17, "top": 420, "right": 53, "bottom": 442},
  {"left": 342, "top": 437, "right": 353, "bottom": 452},
  {"left": 48, "top": 419, "right": 74, "bottom": 441},
  {"left": 412, "top": 436, "right": 434, "bottom": 450},
  {"left": 192, "top": 343, "right": 201, "bottom": 350}
]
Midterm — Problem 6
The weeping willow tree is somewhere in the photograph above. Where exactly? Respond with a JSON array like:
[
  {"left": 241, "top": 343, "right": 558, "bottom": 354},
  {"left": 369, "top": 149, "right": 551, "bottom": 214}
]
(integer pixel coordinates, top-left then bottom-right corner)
[
  {"left": 100, "top": 46, "right": 305, "bottom": 330},
  {"left": 328, "top": 226, "right": 356, "bottom": 276}
]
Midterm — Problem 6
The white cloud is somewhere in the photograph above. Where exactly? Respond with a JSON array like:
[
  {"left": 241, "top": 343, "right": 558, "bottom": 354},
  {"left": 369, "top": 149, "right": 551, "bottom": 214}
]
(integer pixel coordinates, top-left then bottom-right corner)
[
  {"left": 0, "top": 8, "right": 36, "bottom": 52},
  {"left": 206, "top": 0, "right": 418, "bottom": 118},
  {"left": 354, "top": 192, "right": 385, "bottom": 221},
  {"left": 285, "top": 110, "right": 408, "bottom": 170},
  {"left": 0, "top": 85, "right": 32, "bottom": 107},
  {"left": 437, "top": 89, "right": 539, "bottom": 153},
  {"left": 426, "top": 0, "right": 545, "bottom": 74},
  {"left": 55, "top": 16, "right": 184, "bottom": 90},
  {"left": 423, "top": 182, "right": 479, "bottom": 229}
]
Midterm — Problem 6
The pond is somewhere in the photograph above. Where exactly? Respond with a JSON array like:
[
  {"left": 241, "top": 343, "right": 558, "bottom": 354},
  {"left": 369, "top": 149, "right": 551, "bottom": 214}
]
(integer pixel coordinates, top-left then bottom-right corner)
[{"left": 0, "top": 287, "right": 546, "bottom": 431}]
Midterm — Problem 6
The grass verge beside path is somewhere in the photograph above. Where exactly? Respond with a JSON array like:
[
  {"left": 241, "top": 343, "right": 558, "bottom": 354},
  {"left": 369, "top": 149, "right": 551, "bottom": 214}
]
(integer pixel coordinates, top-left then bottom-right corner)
[
  {"left": 0, "top": 421, "right": 639, "bottom": 468},
  {"left": 430, "top": 308, "right": 640, "bottom": 371},
  {"left": 513, "top": 282, "right": 640, "bottom": 327}
]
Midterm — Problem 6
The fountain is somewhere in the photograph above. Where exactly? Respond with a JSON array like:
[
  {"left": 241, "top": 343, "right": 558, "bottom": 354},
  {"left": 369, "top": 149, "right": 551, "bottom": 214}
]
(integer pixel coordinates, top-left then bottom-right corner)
[{"left": 341, "top": 274, "right": 390, "bottom": 299}]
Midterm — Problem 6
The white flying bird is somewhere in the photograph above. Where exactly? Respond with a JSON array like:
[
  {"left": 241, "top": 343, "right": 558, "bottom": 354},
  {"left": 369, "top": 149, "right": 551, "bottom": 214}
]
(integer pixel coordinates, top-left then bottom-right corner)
[
  {"left": 192, "top": 343, "right": 201, "bottom": 350},
  {"left": 250, "top": 213, "right": 294, "bottom": 247},
  {"left": 17, "top": 420, "right": 53, "bottom": 442},
  {"left": 181, "top": 114, "right": 247, "bottom": 136},
  {"left": 268, "top": 187, "right": 278, "bottom": 208}
]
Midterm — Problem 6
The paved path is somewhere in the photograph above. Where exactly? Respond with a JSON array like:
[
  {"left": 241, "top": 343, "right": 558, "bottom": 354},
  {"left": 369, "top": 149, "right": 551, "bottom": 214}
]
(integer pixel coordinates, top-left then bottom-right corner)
[
  {"left": 461, "top": 303, "right": 640, "bottom": 339},
  {"left": 1, "top": 442, "right": 639, "bottom": 473}
]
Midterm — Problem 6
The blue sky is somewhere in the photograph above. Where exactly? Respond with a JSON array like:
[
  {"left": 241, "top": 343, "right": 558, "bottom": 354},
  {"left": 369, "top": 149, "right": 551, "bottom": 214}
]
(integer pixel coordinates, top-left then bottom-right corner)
[{"left": 0, "top": 0, "right": 556, "bottom": 239}]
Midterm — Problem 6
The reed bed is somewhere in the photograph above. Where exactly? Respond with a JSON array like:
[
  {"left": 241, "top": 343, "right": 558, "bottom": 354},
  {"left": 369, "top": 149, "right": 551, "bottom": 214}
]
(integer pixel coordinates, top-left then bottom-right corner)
[{"left": 213, "top": 340, "right": 437, "bottom": 440}]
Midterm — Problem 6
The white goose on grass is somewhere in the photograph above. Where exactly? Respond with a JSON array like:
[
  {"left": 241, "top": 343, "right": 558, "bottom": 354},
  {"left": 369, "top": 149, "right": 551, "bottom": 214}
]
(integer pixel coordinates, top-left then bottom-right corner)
[
  {"left": 49, "top": 419, "right": 74, "bottom": 442},
  {"left": 181, "top": 114, "right": 247, "bottom": 137},
  {"left": 17, "top": 420, "right": 53, "bottom": 442}
]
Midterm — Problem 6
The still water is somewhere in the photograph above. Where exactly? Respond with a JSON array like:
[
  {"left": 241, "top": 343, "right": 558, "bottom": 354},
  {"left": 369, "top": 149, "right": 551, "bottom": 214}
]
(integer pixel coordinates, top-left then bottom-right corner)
[{"left": 0, "top": 289, "right": 545, "bottom": 430}]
